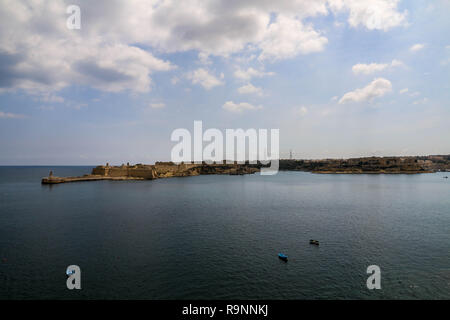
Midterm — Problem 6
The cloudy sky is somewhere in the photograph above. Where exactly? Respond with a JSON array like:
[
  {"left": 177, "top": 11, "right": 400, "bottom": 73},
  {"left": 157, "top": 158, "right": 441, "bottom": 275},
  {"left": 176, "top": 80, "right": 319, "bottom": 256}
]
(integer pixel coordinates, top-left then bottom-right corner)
[{"left": 0, "top": 0, "right": 449, "bottom": 165}]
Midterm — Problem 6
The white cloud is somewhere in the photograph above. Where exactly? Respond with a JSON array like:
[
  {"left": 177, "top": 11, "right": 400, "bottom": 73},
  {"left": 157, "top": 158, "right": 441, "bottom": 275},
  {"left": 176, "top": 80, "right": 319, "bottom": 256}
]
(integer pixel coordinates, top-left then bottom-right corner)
[
  {"left": 0, "top": 111, "right": 25, "bottom": 119},
  {"left": 233, "top": 54, "right": 257, "bottom": 64},
  {"left": 295, "top": 106, "right": 308, "bottom": 116},
  {"left": 352, "top": 60, "right": 404, "bottom": 75},
  {"left": 187, "top": 68, "right": 224, "bottom": 90},
  {"left": 197, "top": 52, "right": 212, "bottom": 65},
  {"left": 234, "top": 67, "right": 275, "bottom": 81},
  {"left": 390, "top": 59, "right": 404, "bottom": 67},
  {"left": 410, "top": 43, "right": 425, "bottom": 52},
  {"left": 352, "top": 63, "right": 388, "bottom": 75},
  {"left": 441, "top": 46, "right": 450, "bottom": 65},
  {"left": 38, "top": 93, "right": 65, "bottom": 103},
  {"left": 237, "top": 83, "right": 263, "bottom": 96},
  {"left": 399, "top": 88, "right": 409, "bottom": 94},
  {"left": 0, "top": 42, "right": 174, "bottom": 94},
  {"left": 222, "top": 101, "right": 262, "bottom": 113},
  {"left": 413, "top": 98, "right": 428, "bottom": 105},
  {"left": 339, "top": 78, "right": 392, "bottom": 104},
  {"left": 441, "top": 58, "right": 450, "bottom": 66},
  {"left": 139, "top": 0, "right": 330, "bottom": 56},
  {"left": 320, "top": 108, "right": 334, "bottom": 117},
  {"left": 149, "top": 103, "right": 165, "bottom": 109},
  {"left": 0, "top": 1, "right": 409, "bottom": 95},
  {"left": 0, "top": 1, "right": 176, "bottom": 94},
  {"left": 258, "top": 15, "right": 328, "bottom": 61},
  {"left": 328, "top": 0, "right": 408, "bottom": 31}
]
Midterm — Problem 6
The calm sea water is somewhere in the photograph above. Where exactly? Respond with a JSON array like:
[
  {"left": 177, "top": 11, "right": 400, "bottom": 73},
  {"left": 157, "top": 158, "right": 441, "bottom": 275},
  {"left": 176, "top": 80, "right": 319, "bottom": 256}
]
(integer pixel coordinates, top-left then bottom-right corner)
[{"left": 0, "top": 166, "right": 449, "bottom": 300}]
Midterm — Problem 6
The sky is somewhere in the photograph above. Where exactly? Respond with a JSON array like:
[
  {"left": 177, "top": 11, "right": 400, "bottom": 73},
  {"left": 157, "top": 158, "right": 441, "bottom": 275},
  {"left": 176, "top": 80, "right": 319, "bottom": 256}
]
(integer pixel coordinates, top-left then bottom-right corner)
[{"left": 0, "top": 0, "right": 449, "bottom": 165}]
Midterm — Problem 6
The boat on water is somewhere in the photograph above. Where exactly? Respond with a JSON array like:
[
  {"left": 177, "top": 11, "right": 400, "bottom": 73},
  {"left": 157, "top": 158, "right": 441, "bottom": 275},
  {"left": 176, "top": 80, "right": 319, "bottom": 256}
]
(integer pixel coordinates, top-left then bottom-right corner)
[
  {"left": 278, "top": 253, "right": 288, "bottom": 261},
  {"left": 309, "top": 239, "right": 320, "bottom": 246}
]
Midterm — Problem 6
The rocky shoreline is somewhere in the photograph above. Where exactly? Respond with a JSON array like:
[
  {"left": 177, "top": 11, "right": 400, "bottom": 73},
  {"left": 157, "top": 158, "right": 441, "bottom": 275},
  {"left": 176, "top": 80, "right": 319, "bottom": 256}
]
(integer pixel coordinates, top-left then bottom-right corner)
[
  {"left": 41, "top": 162, "right": 260, "bottom": 184},
  {"left": 278, "top": 155, "right": 450, "bottom": 174},
  {"left": 41, "top": 155, "right": 450, "bottom": 184}
]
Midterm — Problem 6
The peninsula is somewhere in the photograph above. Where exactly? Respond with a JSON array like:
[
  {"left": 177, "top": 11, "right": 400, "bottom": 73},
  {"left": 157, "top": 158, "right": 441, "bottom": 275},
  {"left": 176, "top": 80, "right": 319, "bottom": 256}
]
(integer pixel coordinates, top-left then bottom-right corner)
[
  {"left": 41, "top": 162, "right": 260, "bottom": 184},
  {"left": 41, "top": 155, "right": 450, "bottom": 184}
]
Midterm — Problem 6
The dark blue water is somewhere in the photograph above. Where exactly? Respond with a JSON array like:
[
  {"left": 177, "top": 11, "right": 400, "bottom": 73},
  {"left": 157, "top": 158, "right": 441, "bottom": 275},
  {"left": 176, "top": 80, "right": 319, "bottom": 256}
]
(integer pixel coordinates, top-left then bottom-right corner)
[{"left": 0, "top": 166, "right": 449, "bottom": 299}]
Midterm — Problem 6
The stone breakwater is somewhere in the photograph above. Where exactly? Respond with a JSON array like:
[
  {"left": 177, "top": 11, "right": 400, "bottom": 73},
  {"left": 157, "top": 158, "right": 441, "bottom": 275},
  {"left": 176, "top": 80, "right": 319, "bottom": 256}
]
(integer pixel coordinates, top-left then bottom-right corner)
[
  {"left": 41, "top": 162, "right": 260, "bottom": 184},
  {"left": 41, "top": 175, "right": 144, "bottom": 184}
]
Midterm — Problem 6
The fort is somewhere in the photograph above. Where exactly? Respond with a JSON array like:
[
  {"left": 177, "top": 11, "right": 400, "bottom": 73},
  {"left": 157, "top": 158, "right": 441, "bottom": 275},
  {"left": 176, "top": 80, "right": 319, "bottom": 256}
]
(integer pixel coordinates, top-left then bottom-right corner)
[{"left": 41, "top": 155, "right": 450, "bottom": 184}]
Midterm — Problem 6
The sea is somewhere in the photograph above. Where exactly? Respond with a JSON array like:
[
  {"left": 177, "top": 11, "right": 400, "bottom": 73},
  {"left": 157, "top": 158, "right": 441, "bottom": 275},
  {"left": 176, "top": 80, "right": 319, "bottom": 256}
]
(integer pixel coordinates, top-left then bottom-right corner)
[{"left": 0, "top": 166, "right": 449, "bottom": 299}]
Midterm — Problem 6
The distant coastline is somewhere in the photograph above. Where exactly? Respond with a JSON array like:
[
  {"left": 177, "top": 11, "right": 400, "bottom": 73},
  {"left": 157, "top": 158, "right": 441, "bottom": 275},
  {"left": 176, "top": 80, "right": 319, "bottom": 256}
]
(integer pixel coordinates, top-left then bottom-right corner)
[
  {"left": 40, "top": 155, "right": 450, "bottom": 184},
  {"left": 279, "top": 155, "right": 450, "bottom": 174}
]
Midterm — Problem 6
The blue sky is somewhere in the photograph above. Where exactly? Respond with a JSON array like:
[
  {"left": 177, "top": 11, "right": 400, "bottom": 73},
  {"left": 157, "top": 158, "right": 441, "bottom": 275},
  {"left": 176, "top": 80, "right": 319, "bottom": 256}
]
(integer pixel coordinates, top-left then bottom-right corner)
[{"left": 0, "top": 0, "right": 449, "bottom": 165}]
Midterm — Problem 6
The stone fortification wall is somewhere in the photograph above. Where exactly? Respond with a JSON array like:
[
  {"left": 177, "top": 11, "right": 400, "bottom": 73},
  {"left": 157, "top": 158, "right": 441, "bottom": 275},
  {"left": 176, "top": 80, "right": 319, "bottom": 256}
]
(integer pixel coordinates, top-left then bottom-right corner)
[{"left": 91, "top": 165, "right": 156, "bottom": 179}]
